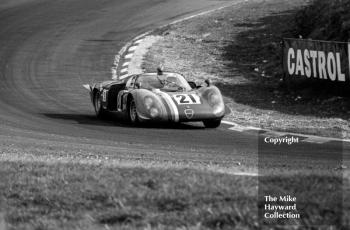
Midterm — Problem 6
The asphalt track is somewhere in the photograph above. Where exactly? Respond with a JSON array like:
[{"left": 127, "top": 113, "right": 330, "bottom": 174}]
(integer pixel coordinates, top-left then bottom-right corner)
[{"left": 0, "top": 0, "right": 348, "bottom": 169}]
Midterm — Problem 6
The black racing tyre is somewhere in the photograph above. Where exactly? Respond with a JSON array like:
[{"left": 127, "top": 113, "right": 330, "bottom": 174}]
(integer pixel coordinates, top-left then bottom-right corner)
[
  {"left": 203, "top": 119, "right": 221, "bottom": 128},
  {"left": 127, "top": 97, "right": 139, "bottom": 124},
  {"left": 93, "top": 91, "right": 106, "bottom": 118}
]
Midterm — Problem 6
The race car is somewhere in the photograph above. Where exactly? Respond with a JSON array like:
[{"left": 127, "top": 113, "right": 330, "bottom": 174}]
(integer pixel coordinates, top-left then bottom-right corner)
[{"left": 84, "top": 71, "right": 225, "bottom": 128}]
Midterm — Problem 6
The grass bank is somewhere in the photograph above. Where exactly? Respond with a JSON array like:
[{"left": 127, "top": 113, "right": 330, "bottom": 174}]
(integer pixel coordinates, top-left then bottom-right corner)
[
  {"left": 1, "top": 159, "right": 349, "bottom": 229},
  {"left": 1, "top": 160, "right": 258, "bottom": 230},
  {"left": 294, "top": 0, "right": 350, "bottom": 42}
]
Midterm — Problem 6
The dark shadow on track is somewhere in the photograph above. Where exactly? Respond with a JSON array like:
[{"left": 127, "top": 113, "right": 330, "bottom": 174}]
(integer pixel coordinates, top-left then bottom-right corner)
[{"left": 43, "top": 113, "right": 206, "bottom": 130}]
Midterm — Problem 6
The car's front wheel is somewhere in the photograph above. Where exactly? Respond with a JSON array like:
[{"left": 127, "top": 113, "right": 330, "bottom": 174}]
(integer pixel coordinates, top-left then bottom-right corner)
[
  {"left": 93, "top": 91, "right": 106, "bottom": 118},
  {"left": 203, "top": 119, "right": 221, "bottom": 128},
  {"left": 128, "top": 97, "right": 139, "bottom": 124}
]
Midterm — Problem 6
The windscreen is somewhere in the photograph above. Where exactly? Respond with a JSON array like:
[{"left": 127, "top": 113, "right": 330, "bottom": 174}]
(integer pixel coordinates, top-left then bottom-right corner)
[{"left": 137, "top": 73, "right": 192, "bottom": 91}]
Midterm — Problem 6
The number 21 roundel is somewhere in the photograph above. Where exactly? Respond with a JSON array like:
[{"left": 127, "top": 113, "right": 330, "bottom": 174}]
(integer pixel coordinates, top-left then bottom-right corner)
[{"left": 173, "top": 94, "right": 201, "bottom": 105}]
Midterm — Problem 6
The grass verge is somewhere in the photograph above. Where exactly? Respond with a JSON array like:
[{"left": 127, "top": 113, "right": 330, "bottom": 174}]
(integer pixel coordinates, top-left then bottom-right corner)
[
  {"left": 0, "top": 160, "right": 258, "bottom": 230},
  {"left": 1, "top": 159, "right": 349, "bottom": 229}
]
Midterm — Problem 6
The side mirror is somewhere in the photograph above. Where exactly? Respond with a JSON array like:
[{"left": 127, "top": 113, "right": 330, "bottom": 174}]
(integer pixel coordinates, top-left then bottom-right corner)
[
  {"left": 135, "top": 82, "right": 142, "bottom": 89},
  {"left": 205, "top": 79, "right": 212, "bottom": 87},
  {"left": 187, "top": 81, "right": 197, "bottom": 89}
]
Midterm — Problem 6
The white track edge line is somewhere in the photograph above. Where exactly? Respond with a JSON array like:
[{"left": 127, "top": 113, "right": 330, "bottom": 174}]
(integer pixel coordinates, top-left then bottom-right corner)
[{"left": 222, "top": 120, "right": 350, "bottom": 143}]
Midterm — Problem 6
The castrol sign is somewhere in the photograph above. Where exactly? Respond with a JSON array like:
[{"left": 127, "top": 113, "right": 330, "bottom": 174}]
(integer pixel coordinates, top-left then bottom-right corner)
[{"left": 283, "top": 38, "right": 350, "bottom": 82}]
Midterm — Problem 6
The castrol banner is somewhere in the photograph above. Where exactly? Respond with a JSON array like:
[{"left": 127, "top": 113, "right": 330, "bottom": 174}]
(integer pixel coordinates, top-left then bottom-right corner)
[{"left": 283, "top": 38, "right": 350, "bottom": 83}]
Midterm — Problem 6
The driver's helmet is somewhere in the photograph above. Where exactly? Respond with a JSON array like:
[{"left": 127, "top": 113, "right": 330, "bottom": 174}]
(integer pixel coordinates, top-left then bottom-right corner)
[{"left": 157, "top": 67, "right": 163, "bottom": 75}]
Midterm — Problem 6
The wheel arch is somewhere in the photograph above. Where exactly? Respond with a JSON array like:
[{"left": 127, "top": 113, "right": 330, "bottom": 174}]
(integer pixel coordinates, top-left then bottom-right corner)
[
  {"left": 92, "top": 88, "right": 100, "bottom": 105},
  {"left": 127, "top": 93, "right": 133, "bottom": 106},
  {"left": 127, "top": 91, "right": 140, "bottom": 108}
]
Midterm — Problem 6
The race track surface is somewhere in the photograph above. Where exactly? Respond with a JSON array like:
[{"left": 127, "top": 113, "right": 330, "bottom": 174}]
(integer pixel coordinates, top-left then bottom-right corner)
[{"left": 0, "top": 0, "right": 348, "bottom": 169}]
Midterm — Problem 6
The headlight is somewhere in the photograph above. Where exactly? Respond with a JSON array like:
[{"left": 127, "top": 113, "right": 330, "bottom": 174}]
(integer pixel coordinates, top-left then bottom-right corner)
[
  {"left": 208, "top": 91, "right": 224, "bottom": 116},
  {"left": 144, "top": 95, "right": 161, "bottom": 118},
  {"left": 212, "top": 104, "right": 224, "bottom": 116},
  {"left": 144, "top": 96, "right": 153, "bottom": 110},
  {"left": 209, "top": 93, "right": 221, "bottom": 106},
  {"left": 150, "top": 107, "right": 159, "bottom": 118}
]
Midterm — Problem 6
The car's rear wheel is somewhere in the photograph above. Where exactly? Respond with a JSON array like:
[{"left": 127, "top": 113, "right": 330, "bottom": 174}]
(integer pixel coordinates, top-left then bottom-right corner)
[
  {"left": 128, "top": 97, "right": 139, "bottom": 124},
  {"left": 94, "top": 91, "right": 106, "bottom": 118},
  {"left": 203, "top": 119, "right": 221, "bottom": 128}
]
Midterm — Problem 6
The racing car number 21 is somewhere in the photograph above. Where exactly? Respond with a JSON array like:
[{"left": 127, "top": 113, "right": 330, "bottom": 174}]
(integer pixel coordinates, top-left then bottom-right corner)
[{"left": 173, "top": 94, "right": 201, "bottom": 105}]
